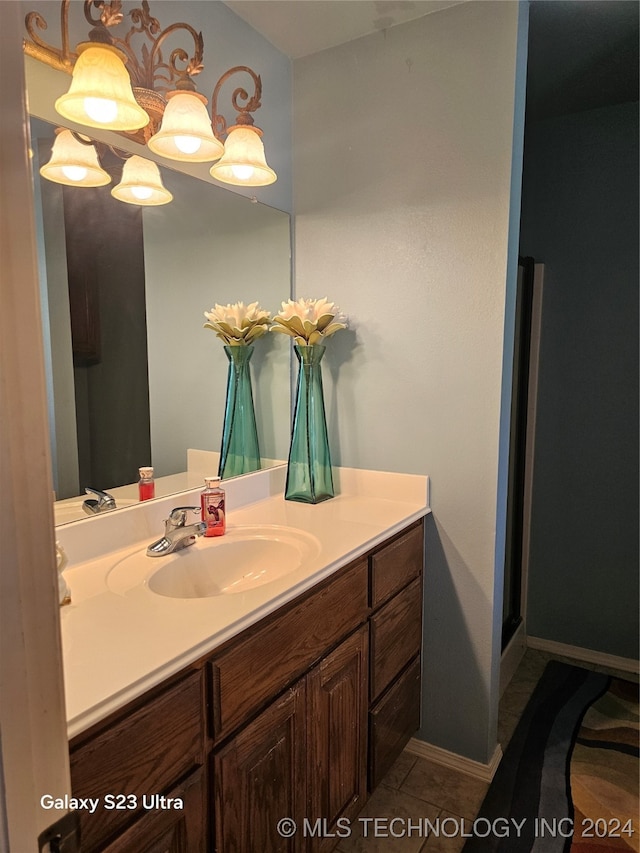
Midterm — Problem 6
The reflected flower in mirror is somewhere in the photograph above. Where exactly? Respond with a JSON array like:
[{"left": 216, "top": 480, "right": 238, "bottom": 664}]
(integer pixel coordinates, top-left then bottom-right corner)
[
  {"left": 203, "top": 301, "right": 271, "bottom": 345},
  {"left": 203, "top": 301, "right": 271, "bottom": 478},
  {"left": 270, "top": 297, "right": 348, "bottom": 345}
]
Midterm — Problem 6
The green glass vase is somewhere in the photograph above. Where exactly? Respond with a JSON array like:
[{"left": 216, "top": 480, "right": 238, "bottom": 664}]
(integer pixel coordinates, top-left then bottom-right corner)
[
  {"left": 285, "top": 344, "right": 334, "bottom": 503},
  {"left": 218, "top": 345, "right": 261, "bottom": 479}
]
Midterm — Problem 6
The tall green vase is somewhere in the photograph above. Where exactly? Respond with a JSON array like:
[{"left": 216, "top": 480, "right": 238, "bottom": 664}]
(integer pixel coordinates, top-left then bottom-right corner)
[
  {"left": 218, "top": 345, "right": 261, "bottom": 479},
  {"left": 285, "top": 344, "right": 334, "bottom": 503}
]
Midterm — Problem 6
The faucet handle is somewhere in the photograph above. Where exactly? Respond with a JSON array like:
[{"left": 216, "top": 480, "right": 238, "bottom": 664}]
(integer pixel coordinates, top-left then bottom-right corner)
[
  {"left": 166, "top": 506, "right": 201, "bottom": 530},
  {"left": 85, "top": 487, "right": 116, "bottom": 505},
  {"left": 83, "top": 487, "right": 117, "bottom": 515}
]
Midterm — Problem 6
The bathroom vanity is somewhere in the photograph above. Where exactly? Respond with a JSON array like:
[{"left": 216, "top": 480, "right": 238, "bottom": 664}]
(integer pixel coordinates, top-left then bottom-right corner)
[{"left": 57, "top": 467, "right": 429, "bottom": 852}]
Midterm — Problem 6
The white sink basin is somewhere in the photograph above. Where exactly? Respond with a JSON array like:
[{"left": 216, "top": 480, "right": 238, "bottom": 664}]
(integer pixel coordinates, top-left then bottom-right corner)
[{"left": 107, "top": 525, "right": 320, "bottom": 599}]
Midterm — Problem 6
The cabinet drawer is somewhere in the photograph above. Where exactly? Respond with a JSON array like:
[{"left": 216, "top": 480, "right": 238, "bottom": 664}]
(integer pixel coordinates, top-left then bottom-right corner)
[
  {"left": 70, "top": 670, "right": 204, "bottom": 853},
  {"left": 369, "top": 656, "right": 421, "bottom": 790},
  {"left": 101, "top": 767, "right": 206, "bottom": 853},
  {"left": 370, "top": 576, "right": 422, "bottom": 702},
  {"left": 370, "top": 521, "right": 423, "bottom": 609},
  {"left": 211, "top": 558, "right": 369, "bottom": 740}
]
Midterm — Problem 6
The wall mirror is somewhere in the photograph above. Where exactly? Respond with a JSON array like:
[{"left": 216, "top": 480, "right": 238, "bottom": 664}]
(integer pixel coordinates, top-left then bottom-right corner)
[{"left": 26, "top": 64, "right": 292, "bottom": 525}]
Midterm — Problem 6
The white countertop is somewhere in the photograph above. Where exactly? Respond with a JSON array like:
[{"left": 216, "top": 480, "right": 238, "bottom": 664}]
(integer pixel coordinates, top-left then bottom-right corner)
[{"left": 58, "top": 466, "right": 430, "bottom": 739}]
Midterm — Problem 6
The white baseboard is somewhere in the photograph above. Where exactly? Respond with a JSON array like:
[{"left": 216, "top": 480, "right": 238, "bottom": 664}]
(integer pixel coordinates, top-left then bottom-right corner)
[
  {"left": 527, "top": 636, "right": 640, "bottom": 675},
  {"left": 500, "top": 623, "right": 527, "bottom": 696},
  {"left": 405, "top": 739, "right": 502, "bottom": 783}
]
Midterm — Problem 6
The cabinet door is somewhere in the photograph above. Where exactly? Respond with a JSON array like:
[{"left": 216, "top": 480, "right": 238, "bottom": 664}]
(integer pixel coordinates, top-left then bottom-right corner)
[
  {"left": 214, "top": 681, "right": 307, "bottom": 853},
  {"left": 307, "top": 626, "right": 369, "bottom": 853},
  {"left": 100, "top": 767, "right": 206, "bottom": 853}
]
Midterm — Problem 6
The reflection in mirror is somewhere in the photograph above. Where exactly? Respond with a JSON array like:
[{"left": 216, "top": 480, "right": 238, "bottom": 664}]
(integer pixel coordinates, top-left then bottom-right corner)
[{"left": 30, "top": 119, "right": 291, "bottom": 525}]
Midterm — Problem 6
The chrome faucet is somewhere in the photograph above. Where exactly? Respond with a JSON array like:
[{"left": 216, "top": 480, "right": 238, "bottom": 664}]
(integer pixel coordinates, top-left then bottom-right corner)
[
  {"left": 146, "top": 506, "right": 206, "bottom": 557},
  {"left": 83, "top": 487, "right": 117, "bottom": 515}
]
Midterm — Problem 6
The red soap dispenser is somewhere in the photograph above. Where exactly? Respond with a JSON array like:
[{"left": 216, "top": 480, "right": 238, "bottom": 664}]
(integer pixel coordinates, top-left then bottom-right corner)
[{"left": 201, "top": 477, "right": 226, "bottom": 537}]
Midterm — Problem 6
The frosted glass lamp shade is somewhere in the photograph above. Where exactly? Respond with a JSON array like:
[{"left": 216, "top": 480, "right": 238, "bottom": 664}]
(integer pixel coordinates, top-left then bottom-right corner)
[
  {"left": 209, "top": 126, "right": 277, "bottom": 186},
  {"left": 55, "top": 43, "right": 149, "bottom": 131},
  {"left": 39, "top": 130, "right": 111, "bottom": 187},
  {"left": 111, "top": 156, "right": 173, "bottom": 206},
  {"left": 147, "top": 91, "right": 224, "bottom": 162}
]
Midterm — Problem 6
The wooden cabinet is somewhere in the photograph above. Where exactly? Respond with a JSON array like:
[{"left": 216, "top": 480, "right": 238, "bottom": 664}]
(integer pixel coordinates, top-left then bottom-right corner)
[
  {"left": 370, "top": 522, "right": 423, "bottom": 608},
  {"left": 101, "top": 768, "right": 207, "bottom": 853},
  {"left": 68, "top": 519, "right": 424, "bottom": 852},
  {"left": 214, "top": 681, "right": 308, "bottom": 853},
  {"left": 367, "top": 522, "right": 424, "bottom": 790},
  {"left": 210, "top": 558, "right": 369, "bottom": 742},
  {"left": 70, "top": 669, "right": 205, "bottom": 853},
  {"left": 214, "top": 626, "right": 369, "bottom": 853},
  {"left": 369, "top": 657, "right": 422, "bottom": 789},
  {"left": 307, "top": 626, "right": 369, "bottom": 853},
  {"left": 370, "top": 575, "right": 422, "bottom": 702}
]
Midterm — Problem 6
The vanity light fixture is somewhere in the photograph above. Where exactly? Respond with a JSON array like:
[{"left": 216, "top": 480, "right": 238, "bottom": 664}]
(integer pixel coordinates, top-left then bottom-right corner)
[
  {"left": 55, "top": 41, "right": 149, "bottom": 132},
  {"left": 208, "top": 67, "right": 277, "bottom": 187},
  {"left": 147, "top": 91, "right": 224, "bottom": 162},
  {"left": 39, "top": 128, "right": 111, "bottom": 187},
  {"left": 23, "top": 0, "right": 277, "bottom": 186}
]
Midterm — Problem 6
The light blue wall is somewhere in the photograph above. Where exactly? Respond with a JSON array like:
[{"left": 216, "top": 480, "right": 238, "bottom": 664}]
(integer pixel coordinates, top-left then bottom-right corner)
[
  {"left": 520, "top": 101, "right": 639, "bottom": 659},
  {"left": 293, "top": 1, "right": 528, "bottom": 763}
]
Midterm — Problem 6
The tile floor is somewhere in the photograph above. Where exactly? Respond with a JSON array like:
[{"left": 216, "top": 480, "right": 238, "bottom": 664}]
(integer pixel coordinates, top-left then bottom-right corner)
[{"left": 336, "top": 649, "right": 639, "bottom": 852}]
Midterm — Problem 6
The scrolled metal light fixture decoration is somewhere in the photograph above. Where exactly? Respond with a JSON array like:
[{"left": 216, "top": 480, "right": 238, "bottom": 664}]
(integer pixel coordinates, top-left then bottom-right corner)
[
  {"left": 209, "top": 65, "right": 276, "bottom": 187},
  {"left": 24, "top": 0, "right": 277, "bottom": 187}
]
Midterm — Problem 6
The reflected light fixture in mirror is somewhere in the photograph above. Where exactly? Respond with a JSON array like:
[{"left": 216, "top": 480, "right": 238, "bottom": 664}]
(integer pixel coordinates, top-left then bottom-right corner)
[
  {"left": 111, "top": 154, "right": 173, "bottom": 206},
  {"left": 39, "top": 128, "right": 111, "bottom": 187},
  {"left": 39, "top": 129, "right": 172, "bottom": 206},
  {"left": 24, "top": 0, "right": 277, "bottom": 187}
]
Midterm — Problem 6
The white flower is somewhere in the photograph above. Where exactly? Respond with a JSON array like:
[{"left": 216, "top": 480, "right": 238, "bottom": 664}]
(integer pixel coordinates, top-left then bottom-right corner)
[
  {"left": 204, "top": 301, "right": 271, "bottom": 346},
  {"left": 271, "top": 297, "right": 348, "bottom": 346}
]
